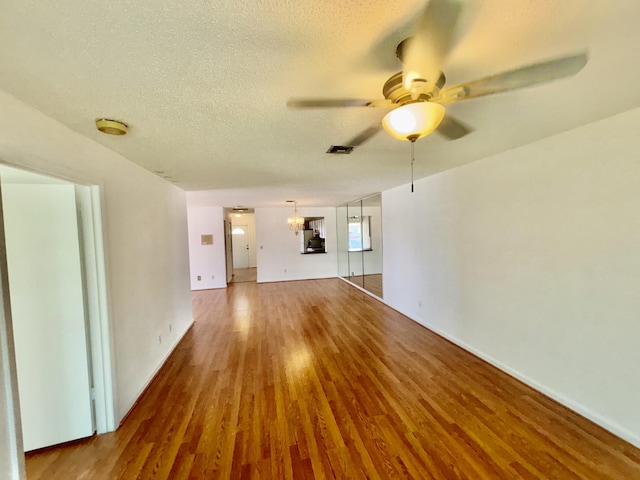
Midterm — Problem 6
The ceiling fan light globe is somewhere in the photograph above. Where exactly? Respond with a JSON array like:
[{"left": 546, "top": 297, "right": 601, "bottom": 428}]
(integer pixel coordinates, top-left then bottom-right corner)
[
  {"left": 387, "top": 109, "right": 417, "bottom": 134},
  {"left": 382, "top": 102, "right": 446, "bottom": 141}
]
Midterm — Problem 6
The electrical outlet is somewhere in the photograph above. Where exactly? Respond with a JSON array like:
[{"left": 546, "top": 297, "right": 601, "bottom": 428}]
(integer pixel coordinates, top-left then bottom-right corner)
[{"left": 197, "top": 275, "right": 201, "bottom": 281}]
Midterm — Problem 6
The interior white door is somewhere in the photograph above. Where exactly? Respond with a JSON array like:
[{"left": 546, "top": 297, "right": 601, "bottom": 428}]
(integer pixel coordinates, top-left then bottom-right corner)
[
  {"left": 231, "top": 225, "right": 250, "bottom": 269},
  {"left": 2, "top": 184, "right": 94, "bottom": 451}
]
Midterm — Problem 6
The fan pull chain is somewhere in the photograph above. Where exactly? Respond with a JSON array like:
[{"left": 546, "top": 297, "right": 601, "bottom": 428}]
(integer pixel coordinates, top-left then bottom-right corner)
[{"left": 410, "top": 139, "right": 415, "bottom": 193}]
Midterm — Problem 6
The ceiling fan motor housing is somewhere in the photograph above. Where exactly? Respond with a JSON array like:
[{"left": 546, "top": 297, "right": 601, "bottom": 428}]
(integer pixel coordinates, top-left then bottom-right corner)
[{"left": 383, "top": 71, "right": 445, "bottom": 104}]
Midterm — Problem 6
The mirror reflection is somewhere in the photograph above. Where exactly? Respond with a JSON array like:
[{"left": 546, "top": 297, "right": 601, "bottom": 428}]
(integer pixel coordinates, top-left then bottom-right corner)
[
  {"left": 361, "top": 194, "right": 382, "bottom": 298},
  {"left": 348, "top": 215, "right": 371, "bottom": 251},
  {"left": 347, "top": 199, "right": 363, "bottom": 288},
  {"left": 337, "top": 194, "right": 382, "bottom": 298},
  {"left": 336, "top": 206, "right": 349, "bottom": 277},
  {"left": 300, "top": 217, "right": 326, "bottom": 254}
]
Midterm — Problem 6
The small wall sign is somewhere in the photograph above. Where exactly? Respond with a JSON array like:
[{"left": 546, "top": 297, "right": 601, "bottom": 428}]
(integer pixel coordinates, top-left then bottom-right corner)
[{"left": 201, "top": 234, "right": 213, "bottom": 245}]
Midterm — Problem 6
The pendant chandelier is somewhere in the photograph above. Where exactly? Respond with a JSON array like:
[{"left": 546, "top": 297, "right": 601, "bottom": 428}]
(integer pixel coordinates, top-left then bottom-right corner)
[{"left": 287, "top": 201, "right": 304, "bottom": 235}]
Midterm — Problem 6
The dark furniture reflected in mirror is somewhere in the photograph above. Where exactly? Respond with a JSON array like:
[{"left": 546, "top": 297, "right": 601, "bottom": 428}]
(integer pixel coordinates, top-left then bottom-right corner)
[{"left": 300, "top": 217, "right": 326, "bottom": 254}]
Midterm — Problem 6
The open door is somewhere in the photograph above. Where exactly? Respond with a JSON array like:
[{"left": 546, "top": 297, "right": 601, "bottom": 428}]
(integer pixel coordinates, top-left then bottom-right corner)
[{"left": 2, "top": 183, "right": 94, "bottom": 451}]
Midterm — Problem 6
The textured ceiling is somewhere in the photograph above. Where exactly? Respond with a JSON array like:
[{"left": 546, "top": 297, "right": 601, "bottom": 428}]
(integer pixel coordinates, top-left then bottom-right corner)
[{"left": 1, "top": 0, "right": 639, "bottom": 207}]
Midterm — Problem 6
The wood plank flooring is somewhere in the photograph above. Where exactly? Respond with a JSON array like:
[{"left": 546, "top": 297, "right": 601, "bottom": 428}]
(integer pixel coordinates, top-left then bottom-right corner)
[
  {"left": 348, "top": 274, "right": 383, "bottom": 298},
  {"left": 25, "top": 279, "right": 640, "bottom": 479},
  {"left": 231, "top": 267, "right": 257, "bottom": 283}
]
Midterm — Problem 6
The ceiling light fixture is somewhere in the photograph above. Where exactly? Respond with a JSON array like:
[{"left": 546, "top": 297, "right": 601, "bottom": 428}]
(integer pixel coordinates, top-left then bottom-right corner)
[
  {"left": 232, "top": 206, "right": 248, "bottom": 218},
  {"left": 381, "top": 102, "right": 445, "bottom": 141},
  {"left": 381, "top": 102, "right": 446, "bottom": 193},
  {"left": 95, "top": 118, "right": 128, "bottom": 136},
  {"left": 286, "top": 201, "right": 304, "bottom": 236}
]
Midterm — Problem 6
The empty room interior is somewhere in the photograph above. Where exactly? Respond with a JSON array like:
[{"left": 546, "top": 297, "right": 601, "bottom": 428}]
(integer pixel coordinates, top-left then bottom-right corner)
[{"left": 1, "top": 1, "right": 640, "bottom": 478}]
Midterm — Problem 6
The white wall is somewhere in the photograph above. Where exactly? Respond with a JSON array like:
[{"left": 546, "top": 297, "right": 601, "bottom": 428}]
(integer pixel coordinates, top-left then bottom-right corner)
[
  {"left": 0, "top": 88, "right": 194, "bottom": 443},
  {"left": 256, "top": 207, "right": 337, "bottom": 282},
  {"left": 187, "top": 206, "right": 227, "bottom": 290},
  {"left": 382, "top": 107, "right": 640, "bottom": 448}
]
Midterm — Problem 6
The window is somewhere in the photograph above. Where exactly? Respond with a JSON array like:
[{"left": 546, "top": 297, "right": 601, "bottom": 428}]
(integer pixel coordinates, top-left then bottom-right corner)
[{"left": 348, "top": 216, "right": 371, "bottom": 251}]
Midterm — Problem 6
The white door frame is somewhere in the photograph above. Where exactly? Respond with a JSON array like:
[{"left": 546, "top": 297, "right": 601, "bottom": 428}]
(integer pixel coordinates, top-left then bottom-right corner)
[
  {"left": 0, "top": 181, "right": 26, "bottom": 480},
  {"left": 0, "top": 169, "right": 116, "bottom": 479},
  {"left": 75, "top": 185, "right": 117, "bottom": 433}
]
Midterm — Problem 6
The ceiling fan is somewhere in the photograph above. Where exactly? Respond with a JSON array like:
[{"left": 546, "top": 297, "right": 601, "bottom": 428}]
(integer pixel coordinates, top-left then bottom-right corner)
[{"left": 287, "top": 0, "right": 588, "bottom": 147}]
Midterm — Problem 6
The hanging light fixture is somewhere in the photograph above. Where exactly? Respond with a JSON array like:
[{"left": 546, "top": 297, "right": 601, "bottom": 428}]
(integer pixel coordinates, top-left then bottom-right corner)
[
  {"left": 381, "top": 102, "right": 445, "bottom": 141},
  {"left": 286, "top": 201, "right": 304, "bottom": 235}
]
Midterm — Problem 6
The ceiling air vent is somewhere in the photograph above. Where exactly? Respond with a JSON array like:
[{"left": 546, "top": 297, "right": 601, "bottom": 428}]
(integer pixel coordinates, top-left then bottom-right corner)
[{"left": 326, "top": 145, "right": 354, "bottom": 154}]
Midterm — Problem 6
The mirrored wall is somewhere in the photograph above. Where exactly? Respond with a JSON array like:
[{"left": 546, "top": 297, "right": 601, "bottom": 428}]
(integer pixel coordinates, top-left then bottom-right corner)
[{"left": 336, "top": 193, "right": 383, "bottom": 298}]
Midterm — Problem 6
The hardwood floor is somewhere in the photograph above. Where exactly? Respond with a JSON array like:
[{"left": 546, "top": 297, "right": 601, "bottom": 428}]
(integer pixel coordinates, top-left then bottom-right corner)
[
  {"left": 26, "top": 279, "right": 640, "bottom": 479},
  {"left": 231, "top": 267, "right": 257, "bottom": 283},
  {"left": 348, "top": 274, "right": 383, "bottom": 298}
]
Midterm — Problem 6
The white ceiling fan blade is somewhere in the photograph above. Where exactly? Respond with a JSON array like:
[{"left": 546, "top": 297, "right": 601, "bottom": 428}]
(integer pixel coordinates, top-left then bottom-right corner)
[
  {"left": 402, "top": 0, "right": 462, "bottom": 95},
  {"left": 435, "top": 52, "right": 588, "bottom": 104}
]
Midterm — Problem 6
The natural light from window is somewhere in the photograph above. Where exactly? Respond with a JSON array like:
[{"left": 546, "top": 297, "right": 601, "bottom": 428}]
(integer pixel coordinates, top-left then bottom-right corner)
[{"left": 348, "top": 216, "right": 371, "bottom": 251}]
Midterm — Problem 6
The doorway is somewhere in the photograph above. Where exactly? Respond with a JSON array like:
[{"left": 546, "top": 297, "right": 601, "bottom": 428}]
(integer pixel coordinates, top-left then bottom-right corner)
[
  {"left": 0, "top": 165, "right": 114, "bottom": 455},
  {"left": 229, "top": 211, "right": 257, "bottom": 283}
]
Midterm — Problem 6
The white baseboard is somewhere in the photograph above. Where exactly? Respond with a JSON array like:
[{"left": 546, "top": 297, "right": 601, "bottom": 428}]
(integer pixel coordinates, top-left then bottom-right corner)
[
  {"left": 407, "top": 314, "right": 640, "bottom": 449},
  {"left": 339, "top": 280, "right": 640, "bottom": 448},
  {"left": 338, "top": 276, "right": 383, "bottom": 301},
  {"left": 118, "top": 318, "right": 195, "bottom": 425}
]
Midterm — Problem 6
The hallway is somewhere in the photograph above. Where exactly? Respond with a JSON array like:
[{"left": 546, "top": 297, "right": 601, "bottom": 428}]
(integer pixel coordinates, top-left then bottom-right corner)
[
  {"left": 230, "top": 267, "right": 257, "bottom": 283},
  {"left": 25, "top": 279, "right": 640, "bottom": 479}
]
